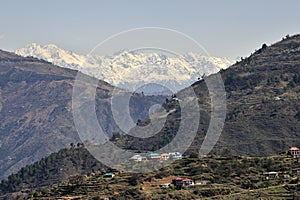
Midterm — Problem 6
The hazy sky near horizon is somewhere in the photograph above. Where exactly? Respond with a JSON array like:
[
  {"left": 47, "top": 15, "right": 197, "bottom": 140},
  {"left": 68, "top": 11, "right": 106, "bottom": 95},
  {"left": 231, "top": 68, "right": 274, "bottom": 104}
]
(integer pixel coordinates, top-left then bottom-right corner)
[{"left": 1, "top": 0, "right": 300, "bottom": 59}]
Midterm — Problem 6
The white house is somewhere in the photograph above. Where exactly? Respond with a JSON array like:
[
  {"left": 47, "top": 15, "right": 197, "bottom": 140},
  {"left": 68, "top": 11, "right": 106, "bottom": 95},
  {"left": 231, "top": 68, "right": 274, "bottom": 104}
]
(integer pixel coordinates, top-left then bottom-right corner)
[
  {"left": 160, "top": 153, "right": 170, "bottom": 161},
  {"left": 129, "top": 155, "right": 144, "bottom": 162},
  {"left": 288, "top": 147, "right": 300, "bottom": 157},
  {"left": 169, "top": 152, "right": 182, "bottom": 159},
  {"left": 182, "top": 178, "right": 194, "bottom": 187}
]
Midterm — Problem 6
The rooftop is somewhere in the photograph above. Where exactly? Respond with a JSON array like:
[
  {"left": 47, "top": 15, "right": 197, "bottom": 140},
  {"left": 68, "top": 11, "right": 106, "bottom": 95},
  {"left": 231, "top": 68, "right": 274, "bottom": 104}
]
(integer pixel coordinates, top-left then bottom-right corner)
[
  {"left": 183, "top": 178, "right": 193, "bottom": 182},
  {"left": 172, "top": 177, "right": 182, "bottom": 181}
]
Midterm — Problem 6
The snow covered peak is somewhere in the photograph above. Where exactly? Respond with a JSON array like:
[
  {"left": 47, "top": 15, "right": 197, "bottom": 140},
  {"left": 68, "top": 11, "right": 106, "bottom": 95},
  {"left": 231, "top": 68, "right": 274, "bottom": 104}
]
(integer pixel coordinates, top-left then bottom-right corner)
[
  {"left": 15, "top": 43, "right": 235, "bottom": 92},
  {"left": 16, "top": 43, "right": 85, "bottom": 67}
]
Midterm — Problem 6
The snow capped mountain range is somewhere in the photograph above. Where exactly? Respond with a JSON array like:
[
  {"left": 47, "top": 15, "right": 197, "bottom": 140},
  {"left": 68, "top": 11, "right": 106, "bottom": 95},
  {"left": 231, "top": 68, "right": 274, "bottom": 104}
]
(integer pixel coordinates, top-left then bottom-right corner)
[{"left": 15, "top": 43, "right": 235, "bottom": 92}]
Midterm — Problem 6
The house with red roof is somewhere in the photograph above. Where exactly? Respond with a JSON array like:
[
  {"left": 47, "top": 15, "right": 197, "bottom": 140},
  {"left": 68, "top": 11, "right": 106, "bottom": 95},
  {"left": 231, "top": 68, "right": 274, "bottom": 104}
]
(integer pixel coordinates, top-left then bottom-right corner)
[{"left": 171, "top": 177, "right": 194, "bottom": 189}]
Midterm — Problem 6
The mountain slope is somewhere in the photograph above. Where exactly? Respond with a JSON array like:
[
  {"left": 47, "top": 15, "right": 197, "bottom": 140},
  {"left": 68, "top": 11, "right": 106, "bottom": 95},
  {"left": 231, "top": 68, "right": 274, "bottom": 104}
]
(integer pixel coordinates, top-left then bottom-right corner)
[
  {"left": 216, "top": 34, "right": 300, "bottom": 155},
  {"left": 15, "top": 43, "right": 234, "bottom": 92},
  {"left": 0, "top": 51, "right": 165, "bottom": 180},
  {"left": 0, "top": 51, "right": 81, "bottom": 180},
  {"left": 1, "top": 34, "right": 300, "bottom": 182},
  {"left": 113, "top": 34, "right": 300, "bottom": 156},
  {"left": 0, "top": 146, "right": 107, "bottom": 195}
]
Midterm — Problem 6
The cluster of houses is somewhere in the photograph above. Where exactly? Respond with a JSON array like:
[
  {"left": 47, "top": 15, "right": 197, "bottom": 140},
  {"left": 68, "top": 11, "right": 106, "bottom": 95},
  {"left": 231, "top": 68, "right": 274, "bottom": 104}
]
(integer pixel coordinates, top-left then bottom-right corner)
[
  {"left": 129, "top": 152, "right": 182, "bottom": 162},
  {"left": 262, "top": 146, "right": 300, "bottom": 181},
  {"left": 158, "top": 177, "right": 210, "bottom": 190},
  {"left": 263, "top": 168, "right": 300, "bottom": 180},
  {"left": 171, "top": 177, "right": 194, "bottom": 189},
  {"left": 103, "top": 147, "right": 300, "bottom": 185}
]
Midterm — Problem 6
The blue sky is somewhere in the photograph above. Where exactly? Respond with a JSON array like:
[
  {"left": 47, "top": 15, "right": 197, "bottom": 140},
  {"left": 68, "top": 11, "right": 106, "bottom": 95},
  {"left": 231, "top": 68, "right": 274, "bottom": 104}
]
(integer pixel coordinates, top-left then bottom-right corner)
[{"left": 0, "top": 0, "right": 300, "bottom": 58}]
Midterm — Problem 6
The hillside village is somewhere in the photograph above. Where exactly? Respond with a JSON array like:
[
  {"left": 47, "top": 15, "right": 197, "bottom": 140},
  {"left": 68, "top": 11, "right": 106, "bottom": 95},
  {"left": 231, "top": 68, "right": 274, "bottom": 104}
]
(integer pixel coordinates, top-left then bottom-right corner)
[
  {"left": 1, "top": 146, "right": 300, "bottom": 199},
  {"left": 1, "top": 0, "right": 300, "bottom": 199},
  {"left": 1, "top": 34, "right": 300, "bottom": 187},
  {"left": 0, "top": 34, "right": 300, "bottom": 199},
  {"left": 118, "top": 146, "right": 300, "bottom": 190},
  {"left": 129, "top": 152, "right": 182, "bottom": 162}
]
